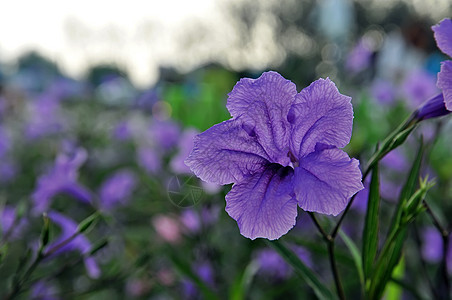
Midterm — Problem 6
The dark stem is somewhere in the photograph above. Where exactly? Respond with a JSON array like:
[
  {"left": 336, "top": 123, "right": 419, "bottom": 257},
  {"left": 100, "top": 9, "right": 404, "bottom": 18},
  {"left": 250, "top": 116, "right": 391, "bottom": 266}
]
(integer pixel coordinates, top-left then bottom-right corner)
[
  {"left": 4, "top": 231, "right": 82, "bottom": 300},
  {"left": 308, "top": 212, "right": 330, "bottom": 241},
  {"left": 413, "top": 223, "right": 439, "bottom": 299},
  {"left": 328, "top": 239, "right": 345, "bottom": 300},
  {"left": 308, "top": 212, "right": 345, "bottom": 299},
  {"left": 424, "top": 201, "right": 451, "bottom": 299}
]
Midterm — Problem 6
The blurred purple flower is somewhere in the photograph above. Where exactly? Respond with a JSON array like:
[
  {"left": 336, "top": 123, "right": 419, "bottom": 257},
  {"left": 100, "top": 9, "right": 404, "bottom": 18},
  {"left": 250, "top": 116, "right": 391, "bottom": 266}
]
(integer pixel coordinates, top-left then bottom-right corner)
[
  {"left": 25, "top": 95, "right": 65, "bottom": 139},
  {"left": 421, "top": 227, "right": 443, "bottom": 263},
  {"left": 432, "top": 18, "right": 452, "bottom": 111},
  {"left": 31, "top": 280, "right": 60, "bottom": 300},
  {"left": 182, "top": 261, "right": 215, "bottom": 298},
  {"left": 136, "top": 146, "right": 161, "bottom": 174},
  {"left": 381, "top": 148, "right": 408, "bottom": 172},
  {"left": 135, "top": 89, "right": 160, "bottom": 111},
  {"left": 346, "top": 38, "right": 373, "bottom": 74},
  {"left": 401, "top": 70, "right": 439, "bottom": 108},
  {"left": 112, "top": 121, "right": 132, "bottom": 141},
  {"left": 98, "top": 169, "right": 137, "bottom": 211},
  {"left": 47, "top": 76, "right": 86, "bottom": 101},
  {"left": 148, "top": 119, "right": 180, "bottom": 150},
  {"left": 171, "top": 128, "right": 199, "bottom": 174},
  {"left": 47, "top": 211, "right": 101, "bottom": 279},
  {"left": 0, "top": 161, "right": 18, "bottom": 183},
  {"left": 180, "top": 209, "right": 201, "bottom": 234},
  {"left": 256, "top": 246, "right": 311, "bottom": 280},
  {"left": 0, "top": 125, "right": 11, "bottom": 158},
  {"left": 32, "top": 148, "right": 92, "bottom": 215},
  {"left": 186, "top": 72, "right": 363, "bottom": 240},
  {"left": 370, "top": 79, "right": 396, "bottom": 105},
  {"left": 1, "top": 205, "right": 27, "bottom": 241}
]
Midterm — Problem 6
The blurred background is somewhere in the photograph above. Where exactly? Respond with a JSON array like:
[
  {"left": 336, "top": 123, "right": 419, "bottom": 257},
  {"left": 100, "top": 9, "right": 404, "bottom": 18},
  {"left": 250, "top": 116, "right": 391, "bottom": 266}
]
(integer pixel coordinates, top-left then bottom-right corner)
[{"left": 0, "top": 0, "right": 452, "bottom": 299}]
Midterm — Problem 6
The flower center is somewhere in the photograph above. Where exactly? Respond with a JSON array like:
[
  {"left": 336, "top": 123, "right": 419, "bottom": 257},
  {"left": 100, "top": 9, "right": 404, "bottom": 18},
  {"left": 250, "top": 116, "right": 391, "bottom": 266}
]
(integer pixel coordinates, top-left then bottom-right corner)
[{"left": 287, "top": 150, "right": 299, "bottom": 168}]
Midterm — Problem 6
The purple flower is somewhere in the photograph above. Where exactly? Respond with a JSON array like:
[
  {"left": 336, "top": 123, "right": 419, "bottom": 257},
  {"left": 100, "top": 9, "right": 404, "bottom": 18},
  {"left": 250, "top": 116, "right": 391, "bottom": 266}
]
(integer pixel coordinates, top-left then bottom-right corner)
[
  {"left": 432, "top": 18, "right": 452, "bottom": 111},
  {"left": 186, "top": 72, "right": 363, "bottom": 240},
  {"left": 47, "top": 211, "right": 101, "bottom": 279},
  {"left": 112, "top": 121, "right": 132, "bottom": 141},
  {"left": 98, "top": 169, "right": 137, "bottom": 211},
  {"left": 381, "top": 148, "right": 408, "bottom": 172},
  {"left": 370, "top": 79, "right": 396, "bottom": 105},
  {"left": 0, "top": 125, "right": 11, "bottom": 158},
  {"left": 421, "top": 227, "right": 443, "bottom": 263},
  {"left": 401, "top": 70, "right": 439, "bottom": 108},
  {"left": 136, "top": 146, "right": 161, "bottom": 174},
  {"left": 1, "top": 205, "right": 27, "bottom": 241},
  {"left": 180, "top": 209, "right": 201, "bottom": 233},
  {"left": 170, "top": 128, "right": 199, "bottom": 174},
  {"left": 346, "top": 38, "right": 374, "bottom": 74},
  {"left": 31, "top": 280, "right": 60, "bottom": 300},
  {"left": 25, "top": 95, "right": 65, "bottom": 139},
  {"left": 32, "top": 148, "right": 92, "bottom": 215},
  {"left": 414, "top": 93, "right": 451, "bottom": 121},
  {"left": 256, "top": 246, "right": 311, "bottom": 280},
  {"left": 148, "top": 119, "right": 180, "bottom": 150},
  {"left": 0, "top": 161, "right": 18, "bottom": 183},
  {"left": 182, "top": 261, "right": 215, "bottom": 298}
]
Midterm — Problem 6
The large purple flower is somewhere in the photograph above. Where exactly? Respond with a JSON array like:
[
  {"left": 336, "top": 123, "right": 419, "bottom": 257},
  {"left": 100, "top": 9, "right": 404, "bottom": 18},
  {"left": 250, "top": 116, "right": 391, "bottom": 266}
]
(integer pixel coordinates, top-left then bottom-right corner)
[
  {"left": 432, "top": 18, "right": 452, "bottom": 111},
  {"left": 185, "top": 72, "right": 363, "bottom": 240}
]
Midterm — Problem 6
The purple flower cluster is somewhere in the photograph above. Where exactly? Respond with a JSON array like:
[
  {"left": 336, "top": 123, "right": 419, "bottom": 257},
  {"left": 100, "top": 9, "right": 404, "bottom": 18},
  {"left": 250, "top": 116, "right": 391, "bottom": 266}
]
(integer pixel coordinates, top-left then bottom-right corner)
[{"left": 186, "top": 72, "right": 363, "bottom": 240}]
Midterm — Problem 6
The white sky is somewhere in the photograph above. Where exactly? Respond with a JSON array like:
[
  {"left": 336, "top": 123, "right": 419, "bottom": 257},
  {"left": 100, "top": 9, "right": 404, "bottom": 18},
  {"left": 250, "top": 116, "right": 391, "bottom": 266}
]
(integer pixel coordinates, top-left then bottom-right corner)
[
  {"left": 0, "top": 0, "right": 229, "bottom": 87},
  {"left": 0, "top": 0, "right": 450, "bottom": 87}
]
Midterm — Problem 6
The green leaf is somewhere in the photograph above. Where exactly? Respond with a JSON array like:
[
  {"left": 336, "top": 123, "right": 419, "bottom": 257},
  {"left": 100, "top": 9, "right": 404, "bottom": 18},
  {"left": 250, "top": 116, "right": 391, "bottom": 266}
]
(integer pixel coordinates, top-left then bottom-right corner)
[
  {"left": 267, "top": 240, "right": 337, "bottom": 300},
  {"left": 362, "top": 163, "right": 380, "bottom": 281},
  {"left": 39, "top": 213, "right": 51, "bottom": 253},
  {"left": 385, "top": 256, "right": 405, "bottom": 300},
  {"left": 367, "top": 140, "right": 425, "bottom": 299},
  {"left": 339, "top": 230, "right": 364, "bottom": 289},
  {"left": 229, "top": 261, "right": 259, "bottom": 300},
  {"left": 388, "top": 139, "right": 424, "bottom": 235},
  {"left": 77, "top": 212, "right": 101, "bottom": 234},
  {"left": 368, "top": 227, "right": 407, "bottom": 300}
]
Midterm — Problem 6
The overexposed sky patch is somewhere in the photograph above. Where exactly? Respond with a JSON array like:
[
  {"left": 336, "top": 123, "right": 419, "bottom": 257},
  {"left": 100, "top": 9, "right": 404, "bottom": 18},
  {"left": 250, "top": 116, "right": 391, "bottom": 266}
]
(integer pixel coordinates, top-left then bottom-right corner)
[
  {"left": 0, "top": 0, "right": 450, "bottom": 87},
  {"left": 0, "top": 0, "right": 226, "bottom": 87}
]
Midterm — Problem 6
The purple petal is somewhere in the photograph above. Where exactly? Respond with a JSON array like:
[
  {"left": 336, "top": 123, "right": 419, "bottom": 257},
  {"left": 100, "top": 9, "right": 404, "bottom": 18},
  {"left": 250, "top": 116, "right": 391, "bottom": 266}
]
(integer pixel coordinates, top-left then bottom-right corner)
[
  {"left": 438, "top": 61, "right": 452, "bottom": 111},
  {"left": 226, "top": 71, "right": 297, "bottom": 165},
  {"left": 99, "top": 169, "right": 137, "bottom": 210},
  {"left": 225, "top": 165, "right": 297, "bottom": 240},
  {"left": 421, "top": 227, "right": 443, "bottom": 263},
  {"left": 84, "top": 257, "right": 101, "bottom": 279},
  {"left": 185, "top": 118, "right": 270, "bottom": 185},
  {"left": 432, "top": 18, "right": 452, "bottom": 57},
  {"left": 401, "top": 70, "right": 438, "bottom": 107},
  {"left": 137, "top": 146, "right": 161, "bottom": 174},
  {"left": 288, "top": 78, "right": 353, "bottom": 158},
  {"left": 294, "top": 146, "right": 363, "bottom": 215},
  {"left": 60, "top": 183, "right": 92, "bottom": 203}
]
